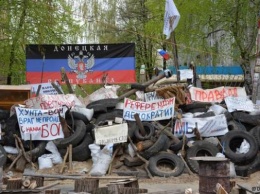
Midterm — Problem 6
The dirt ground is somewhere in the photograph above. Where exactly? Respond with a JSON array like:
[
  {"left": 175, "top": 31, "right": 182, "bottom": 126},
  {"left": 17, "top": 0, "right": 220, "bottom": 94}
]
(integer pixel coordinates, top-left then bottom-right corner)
[{"left": 7, "top": 160, "right": 259, "bottom": 193}]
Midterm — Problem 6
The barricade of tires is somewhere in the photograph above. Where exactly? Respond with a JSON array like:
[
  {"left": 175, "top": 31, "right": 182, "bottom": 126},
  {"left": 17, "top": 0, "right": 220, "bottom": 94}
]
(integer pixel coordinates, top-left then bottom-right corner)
[{"left": 0, "top": 86, "right": 259, "bottom": 178}]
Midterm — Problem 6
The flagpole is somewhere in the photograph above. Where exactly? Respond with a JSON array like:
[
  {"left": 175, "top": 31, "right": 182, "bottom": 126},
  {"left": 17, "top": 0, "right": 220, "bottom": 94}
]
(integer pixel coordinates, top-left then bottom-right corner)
[
  {"left": 171, "top": 31, "right": 179, "bottom": 82},
  {"left": 163, "top": 43, "right": 167, "bottom": 70}
]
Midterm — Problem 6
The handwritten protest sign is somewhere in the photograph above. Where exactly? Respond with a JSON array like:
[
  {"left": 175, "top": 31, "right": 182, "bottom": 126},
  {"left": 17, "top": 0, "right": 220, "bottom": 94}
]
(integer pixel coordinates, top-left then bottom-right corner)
[
  {"left": 25, "top": 94, "right": 83, "bottom": 109},
  {"left": 189, "top": 86, "right": 247, "bottom": 103},
  {"left": 225, "top": 96, "right": 254, "bottom": 112},
  {"left": 30, "top": 82, "right": 63, "bottom": 97},
  {"left": 174, "top": 114, "right": 228, "bottom": 138},
  {"left": 15, "top": 107, "right": 65, "bottom": 141},
  {"left": 94, "top": 123, "right": 128, "bottom": 145},
  {"left": 123, "top": 97, "right": 175, "bottom": 121},
  {"left": 144, "top": 91, "right": 163, "bottom": 102}
]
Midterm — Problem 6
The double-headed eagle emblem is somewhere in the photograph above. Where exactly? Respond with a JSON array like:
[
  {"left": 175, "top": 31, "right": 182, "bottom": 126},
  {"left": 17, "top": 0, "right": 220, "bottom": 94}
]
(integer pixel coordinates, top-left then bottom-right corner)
[{"left": 68, "top": 50, "right": 95, "bottom": 79}]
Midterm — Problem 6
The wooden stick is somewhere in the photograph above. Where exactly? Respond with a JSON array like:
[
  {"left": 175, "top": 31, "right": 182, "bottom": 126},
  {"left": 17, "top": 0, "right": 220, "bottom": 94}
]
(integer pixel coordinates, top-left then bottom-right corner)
[
  {"left": 108, "top": 146, "right": 121, "bottom": 175},
  {"left": 14, "top": 135, "right": 36, "bottom": 170},
  {"left": 23, "top": 172, "right": 135, "bottom": 180},
  {"left": 69, "top": 144, "right": 73, "bottom": 171},
  {"left": 60, "top": 146, "right": 69, "bottom": 174},
  {"left": 127, "top": 136, "right": 153, "bottom": 179},
  {"left": 36, "top": 182, "right": 60, "bottom": 190},
  {"left": 134, "top": 113, "right": 146, "bottom": 136},
  {"left": 7, "top": 138, "right": 22, "bottom": 171},
  {"left": 60, "top": 67, "right": 74, "bottom": 94}
]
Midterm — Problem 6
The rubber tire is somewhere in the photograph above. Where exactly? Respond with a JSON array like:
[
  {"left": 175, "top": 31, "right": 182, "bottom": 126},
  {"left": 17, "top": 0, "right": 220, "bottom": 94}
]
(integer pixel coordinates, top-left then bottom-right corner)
[
  {"left": 124, "top": 156, "right": 144, "bottom": 167},
  {"left": 95, "top": 109, "right": 123, "bottom": 126},
  {"left": 179, "top": 102, "right": 211, "bottom": 112},
  {"left": 249, "top": 125, "right": 260, "bottom": 149},
  {"left": 227, "top": 120, "right": 246, "bottom": 131},
  {"left": 2, "top": 114, "right": 24, "bottom": 147},
  {"left": 148, "top": 152, "right": 184, "bottom": 177},
  {"left": 53, "top": 120, "right": 87, "bottom": 149},
  {"left": 65, "top": 111, "right": 90, "bottom": 125},
  {"left": 134, "top": 122, "right": 155, "bottom": 141},
  {"left": 235, "top": 153, "right": 260, "bottom": 177},
  {"left": 87, "top": 99, "right": 119, "bottom": 110},
  {"left": 232, "top": 111, "right": 260, "bottom": 126},
  {"left": 140, "top": 133, "right": 170, "bottom": 160},
  {"left": 0, "top": 145, "right": 7, "bottom": 167},
  {"left": 221, "top": 130, "right": 258, "bottom": 163},
  {"left": 27, "top": 141, "right": 47, "bottom": 162},
  {"left": 59, "top": 132, "right": 94, "bottom": 161},
  {"left": 186, "top": 140, "right": 219, "bottom": 173},
  {"left": 0, "top": 109, "right": 10, "bottom": 120},
  {"left": 169, "top": 136, "right": 188, "bottom": 152},
  {"left": 194, "top": 111, "right": 215, "bottom": 118},
  {"left": 130, "top": 83, "right": 146, "bottom": 91}
]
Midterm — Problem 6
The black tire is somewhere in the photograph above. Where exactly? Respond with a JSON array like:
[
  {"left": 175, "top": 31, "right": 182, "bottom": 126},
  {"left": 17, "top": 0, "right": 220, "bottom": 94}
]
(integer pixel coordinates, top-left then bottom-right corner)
[
  {"left": 0, "top": 145, "right": 7, "bottom": 167},
  {"left": 232, "top": 111, "right": 260, "bottom": 126},
  {"left": 148, "top": 152, "right": 184, "bottom": 177},
  {"left": 95, "top": 109, "right": 123, "bottom": 126},
  {"left": 224, "top": 111, "right": 233, "bottom": 122},
  {"left": 194, "top": 111, "right": 215, "bottom": 118},
  {"left": 2, "top": 114, "right": 21, "bottom": 147},
  {"left": 179, "top": 103, "right": 211, "bottom": 112},
  {"left": 235, "top": 153, "right": 260, "bottom": 177},
  {"left": 249, "top": 125, "right": 260, "bottom": 149},
  {"left": 127, "top": 121, "right": 137, "bottom": 138},
  {"left": 28, "top": 141, "right": 47, "bottom": 162},
  {"left": 87, "top": 99, "right": 119, "bottom": 110},
  {"left": 186, "top": 140, "right": 219, "bottom": 173},
  {"left": 227, "top": 120, "right": 246, "bottom": 131},
  {"left": 65, "top": 111, "right": 90, "bottom": 125},
  {"left": 124, "top": 156, "right": 144, "bottom": 167},
  {"left": 130, "top": 83, "right": 146, "bottom": 91},
  {"left": 53, "top": 120, "right": 87, "bottom": 149},
  {"left": 87, "top": 104, "right": 108, "bottom": 115},
  {"left": 169, "top": 136, "right": 187, "bottom": 152},
  {"left": 0, "top": 109, "right": 10, "bottom": 120},
  {"left": 134, "top": 122, "right": 155, "bottom": 141},
  {"left": 140, "top": 133, "right": 170, "bottom": 159},
  {"left": 221, "top": 130, "right": 258, "bottom": 163},
  {"left": 59, "top": 132, "right": 94, "bottom": 161}
]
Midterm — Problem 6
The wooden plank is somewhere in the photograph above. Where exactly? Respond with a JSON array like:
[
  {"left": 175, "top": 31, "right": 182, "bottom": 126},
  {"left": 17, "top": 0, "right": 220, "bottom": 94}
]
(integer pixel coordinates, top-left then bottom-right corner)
[
  {"left": 237, "top": 184, "right": 260, "bottom": 194},
  {"left": 23, "top": 172, "right": 135, "bottom": 180}
]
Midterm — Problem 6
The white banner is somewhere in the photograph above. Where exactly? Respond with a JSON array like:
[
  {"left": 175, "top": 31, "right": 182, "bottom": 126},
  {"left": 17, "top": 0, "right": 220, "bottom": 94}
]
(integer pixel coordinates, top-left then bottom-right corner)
[
  {"left": 189, "top": 86, "right": 247, "bottom": 103},
  {"left": 25, "top": 94, "right": 83, "bottom": 109},
  {"left": 123, "top": 98, "right": 175, "bottom": 121},
  {"left": 174, "top": 114, "right": 228, "bottom": 138},
  {"left": 15, "top": 107, "right": 65, "bottom": 141},
  {"left": 225, "top": 96, "right": 254, "bottom": 112},
  {"left": 94, "top": 123, "right": 128, "bottom": 145},
  {"left": 144, "top": 91, "right": 163, "bottom": 102}
]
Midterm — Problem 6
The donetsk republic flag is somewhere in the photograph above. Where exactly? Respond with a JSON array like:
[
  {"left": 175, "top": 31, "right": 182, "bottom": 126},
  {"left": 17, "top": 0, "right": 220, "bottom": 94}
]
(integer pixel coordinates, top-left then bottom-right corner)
[{"left": 26, "top": 43, "right": 136, "bottom": 84}]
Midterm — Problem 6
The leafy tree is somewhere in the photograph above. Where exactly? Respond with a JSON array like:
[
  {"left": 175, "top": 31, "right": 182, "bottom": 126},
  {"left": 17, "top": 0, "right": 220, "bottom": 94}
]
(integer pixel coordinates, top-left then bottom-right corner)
[{"left": 0, "top": 0, "right": 80, "bottom": 85}]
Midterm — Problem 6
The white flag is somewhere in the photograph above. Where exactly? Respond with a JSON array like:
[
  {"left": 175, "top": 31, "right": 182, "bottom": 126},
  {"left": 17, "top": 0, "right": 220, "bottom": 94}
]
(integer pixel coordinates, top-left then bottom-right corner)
[{"left": 163, "top": 0, "right": 180, "bottom": 39}]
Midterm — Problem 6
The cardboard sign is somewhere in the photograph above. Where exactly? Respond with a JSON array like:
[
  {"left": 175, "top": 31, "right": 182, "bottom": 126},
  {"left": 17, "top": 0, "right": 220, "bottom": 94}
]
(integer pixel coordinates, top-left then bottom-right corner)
[
  {"left": 30, "top": 82, "right": 63, "bottom": 97},
  {"left": 179, "top": 69, "right": 193, "bottom": 81},
  {"left": 225, "top": 96, "right": 254, "bottom": 112},
  {"left": 25, "top": 94, "right": 83, "bottom": 109},
  {"left": 123, "top": 97, "right": 175, "bottom": 121},
  {"left": 94, "top": 123, "right": 128, "bottom": 145},
  {"left": 15, "top": 107, "right": 65, "bottom": 141},
  {"left": 174, "top": 114, "right": 228, "bottom": 138},
  {"left": 144, "top": 91, "right": 163, "bottom": 102},
  {"left": 189, "top": 86, "right": 247, "bottom": 102}
]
